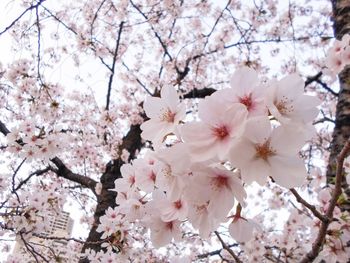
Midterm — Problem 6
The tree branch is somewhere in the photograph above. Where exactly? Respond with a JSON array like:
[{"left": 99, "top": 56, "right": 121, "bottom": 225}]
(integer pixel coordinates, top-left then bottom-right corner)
[
  {"left": 0, "top": 121, "right": 97, "bottom": 193},
  {"left": 0, "top": 0, "right": 47, "bottom": 36},
  {"left": 183, "top": 87, "right": 216, "bottom": 99},
  {"left": 15, "top": 166, "right": 51, "bottom": 191},
  {"left": 197, "top": 243, "right": 239, "bottom": 259},
  {"left": 0, "top": 120, "right": 10, "bottom": 136},
  {"left": 305, "top": 72, "right": 323, "bottom": 87},
  {"left": 106, "top": 21, "right": 124, "bottom": 111},
  {"left": 290, "top": 188, "right": 328, "bottom": 223},
  {"left": 130, "top": 0, "right": 173, "bottom": 61},
  {"left": 316, "top": 79, "right": 338, "bottom": 96},
  {"left": 304, "top": 71, "right": 338, "bottom": 96},
  {"left": 299, "top": 140, "right": 350, "bottom": 262},
  {"left": 214, "top": 231, "right": 243, "bottom": 263},
  {"left": 50, "top": 157, "right": 97, "bottom": 192}
]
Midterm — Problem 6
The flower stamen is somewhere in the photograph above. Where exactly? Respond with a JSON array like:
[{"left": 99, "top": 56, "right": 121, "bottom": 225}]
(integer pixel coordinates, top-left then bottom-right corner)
[{"left": 255, "top": 140, "right": 275, "bottom": 161}]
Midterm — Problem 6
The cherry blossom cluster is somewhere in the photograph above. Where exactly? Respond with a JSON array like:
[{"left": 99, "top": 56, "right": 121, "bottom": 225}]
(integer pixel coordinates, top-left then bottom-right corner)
[
  {"left": 2, "top": 178, "right": 67, "bottom": 241},
  {"left": 325, "top": 34, "right": 350, "bottom": 75},
  {"left": 96, "top": 67, "right": 322, "bottom": 253},
  {"left": 6, "top": 121, "right": 64, "bottom": 162}
]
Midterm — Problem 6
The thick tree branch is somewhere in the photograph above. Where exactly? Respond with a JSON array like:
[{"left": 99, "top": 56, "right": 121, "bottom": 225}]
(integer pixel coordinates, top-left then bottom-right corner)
[
  {"left": 79, "top": 123, "right": 143, "bottom": 260},
  {"left": 0, "top": 120, "right": 10, "bottom": 136},
  {"left": 305, "top": 72, "right": 323, "bottom": 87},
  {"left": 182, "top": 73, "right": 331, "bottom": 100},
  {"left": 183, "top": 87, "right": 216, "bottom": 99},
  {"left": 50, "top": 157, "right": 97, "bottom": 191}
]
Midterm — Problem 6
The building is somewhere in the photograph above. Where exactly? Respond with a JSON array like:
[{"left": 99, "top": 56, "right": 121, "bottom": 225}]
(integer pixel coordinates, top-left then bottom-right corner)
[
  {"left": 44, "top": 211, "right": 74, "bottom": 236},
  {"left": 11, "top": 211, "right": 78, "bottom": 262}
]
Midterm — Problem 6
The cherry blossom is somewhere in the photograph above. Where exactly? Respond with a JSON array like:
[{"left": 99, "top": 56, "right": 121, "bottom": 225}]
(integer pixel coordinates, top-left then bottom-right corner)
[
  {"left": 325, "top": 34, "right": 350, "bottom": 74},
  {"left": 133, "top": 155, "right": 159, "bottom": 192},
  {"left": 113, "top": 163, "right": 136, "bottom": 192},
  {"left": 181, "top": 95, "right": 247, "bottom": 162},
  {"left": 186, "top": 166, "right": 246, "bottom": 220},
  {"left": 266, "top": 74, "right": 320, "bottom": 125},
  {"left": 147, "top": 216, "right": 182, "bottom": 248},
  {"left": 229, "top": 116, "right": 308, "bottom": 188},
  {"left": 158, "top": 195, "right": 189, "bottom": 222},
  {"left": 96, "top": 207, "right": 125, "bottom": 240},
  {"left": 154, "top": 143, "right": 191, "bottom": 201},
  {"left": 187, "top": 201, "right": 220, "bottom": 238},
  {"left": 141, "top": 86, "right": 186, "bottom": 146},
  {"left": 215, "top": 67, "right": 267, "bottom": 117},
  {"left": 228, "top": 216, "right": 255, "bottom": 243}
]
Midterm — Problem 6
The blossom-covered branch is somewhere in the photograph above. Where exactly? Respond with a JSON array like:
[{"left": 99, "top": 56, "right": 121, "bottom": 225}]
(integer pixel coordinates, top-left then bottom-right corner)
[{"left": 300, "top": 140, "right": 350, "bottom": 262}]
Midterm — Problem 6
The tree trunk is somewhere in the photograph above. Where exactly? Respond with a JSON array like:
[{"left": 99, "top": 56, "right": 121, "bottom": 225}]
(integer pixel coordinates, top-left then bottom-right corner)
[
  {"left": 326, "top": 0, "right": 350, "bottom": 210},
  {"left": 79, "top": 124, "right": 143, "bottom": 262}
]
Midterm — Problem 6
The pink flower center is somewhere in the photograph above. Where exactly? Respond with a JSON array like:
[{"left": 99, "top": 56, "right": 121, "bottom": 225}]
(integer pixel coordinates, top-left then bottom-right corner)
[
  {"left": 212, "top": 175, "right": 228, "bottom": 190},
  {"left": 174, "top": 200, "right": 182, "bottom": 210},
  {"left": 149, "top": 171, "right": 156, "bottom": 182},
  {"left": 129, "top": 176, "right": 135, "bottom": 186},
  {"left": 239, "top": 93, "right": 253, "bottom": 111},
  {"left": 41, "top": 147, "right": 48, "bottom": 153},
  {"left": 274, "top": 96, "right": 293, "bottom": 115},
  {"left": 195, "top": 204, "right": 207, "bottom": 213},
  {"left": 161, "top": 108, "right": 176, "bottom": 123},
  {"left": 166, "top": 221, "right": 173, "bottom": 230},
  {"left": 111, "top": 213, "right": 117, "bottom": 219},
  {"left": 212, "top": 125, "right": 229, "bottom": 140}
]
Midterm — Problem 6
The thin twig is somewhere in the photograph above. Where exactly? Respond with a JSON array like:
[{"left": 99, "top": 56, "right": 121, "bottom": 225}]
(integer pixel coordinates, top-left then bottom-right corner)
[
  {"left": 11, "top": 159, "right": 27, "bottom": 202},
  {"left": 214, "top": 231, "right": 243, "bottom": 263},
  {"left": 197, "top": 243, "right": 239, "bottom": 259},
  {"left": 0, "top": 0, "right": 46, "bottom": 36},
  {"left": 315, "top": 79, "right": 338, "bottom": 96},
  {"left": 130, "top": 0, "right": 172, "bottom": 61},
  {"left": 290, "top": 188, "right": 328, "bottom": 223},
  {"left": 106, "top": 21, "right": 124, "bottom": 111}
]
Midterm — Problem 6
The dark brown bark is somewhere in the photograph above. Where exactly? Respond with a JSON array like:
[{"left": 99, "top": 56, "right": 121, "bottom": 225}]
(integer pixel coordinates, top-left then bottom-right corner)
[
  {"left": 50, "top": 157, "right": 97, "bottom": 191},
  {"left": 326, "top": 0, "right": 350, "bottom": 211},
  {"left": 79, "top": 124, "right": 143, "bottom": 262}
]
